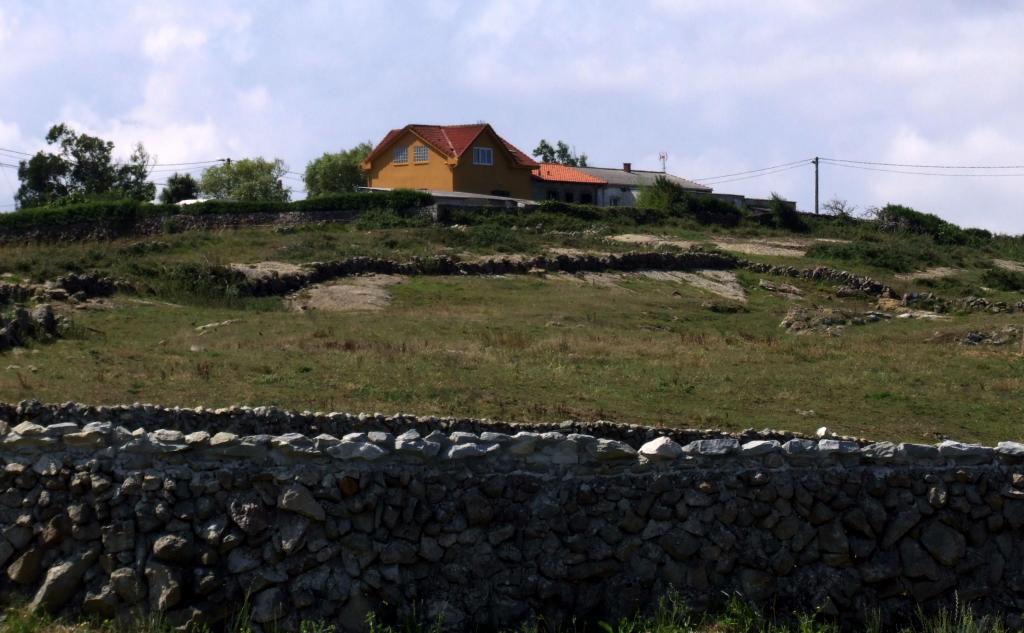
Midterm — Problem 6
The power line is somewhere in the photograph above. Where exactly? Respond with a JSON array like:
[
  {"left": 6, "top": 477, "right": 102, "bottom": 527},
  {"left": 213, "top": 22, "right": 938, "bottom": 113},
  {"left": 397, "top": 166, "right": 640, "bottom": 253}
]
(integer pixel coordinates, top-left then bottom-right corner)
[
  {"left": 695, "top": 159, "right": 811, "bottom": 182},
  {"left": 821, "top": 157, "right": 1024, "bottom": 170},
  {"left": 820, "top": 160, "right": 1024, "bottom": 178},
  {"left": 700, "top": 162, "right": 810, "bottom": 185},
  {"left": 0, "top": 147, "right": 31, "bottom": 156}
]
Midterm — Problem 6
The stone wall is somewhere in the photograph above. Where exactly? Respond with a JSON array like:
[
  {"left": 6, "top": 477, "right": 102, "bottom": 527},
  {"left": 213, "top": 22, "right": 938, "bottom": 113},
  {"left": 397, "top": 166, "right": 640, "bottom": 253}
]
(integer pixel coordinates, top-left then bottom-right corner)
[{"left": 2, "top": 403, "right": 1024, "bottom": 631}]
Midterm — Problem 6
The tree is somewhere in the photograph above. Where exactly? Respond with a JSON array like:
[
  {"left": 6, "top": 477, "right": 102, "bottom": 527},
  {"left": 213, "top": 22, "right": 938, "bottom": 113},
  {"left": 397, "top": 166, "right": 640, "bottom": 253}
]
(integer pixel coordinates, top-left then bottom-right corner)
[
  {"left": 303, "top": 142, "right": 372, "bottom": 197},
  {"left": 159, "top": 173, "right": 200, "bottom": 204},
  {"left": 822, "top": 198, "right": 856, "bottom": 220},
  {"left": 15, "top": 123, "right": 156, "bottom": 208},
  {"left": 532, "top": 139, "right": 588, "bottom": 167},
  {"left": 199, "top": 158, "right": 290, "bottom": 202}
]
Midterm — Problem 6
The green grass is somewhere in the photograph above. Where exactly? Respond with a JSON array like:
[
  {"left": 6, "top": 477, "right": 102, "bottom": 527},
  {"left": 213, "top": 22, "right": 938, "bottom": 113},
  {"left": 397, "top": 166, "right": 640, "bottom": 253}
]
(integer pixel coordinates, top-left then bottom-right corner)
[
  {"left": 2, "top": 270, "right": 1021, "bottom": 443},
  {"left": 0, "top": 594, "right": 1013, "bottom": 633}
]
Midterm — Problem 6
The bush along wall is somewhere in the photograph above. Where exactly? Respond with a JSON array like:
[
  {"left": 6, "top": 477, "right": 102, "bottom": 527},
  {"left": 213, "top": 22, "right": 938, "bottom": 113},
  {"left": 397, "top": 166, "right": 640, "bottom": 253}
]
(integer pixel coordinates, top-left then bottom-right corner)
[
  {"left": 3, "top": 403, "right": 1024, "bottom": 631},
  {"left": 0, "top": 191, "right": 435, "bottom": 241}
]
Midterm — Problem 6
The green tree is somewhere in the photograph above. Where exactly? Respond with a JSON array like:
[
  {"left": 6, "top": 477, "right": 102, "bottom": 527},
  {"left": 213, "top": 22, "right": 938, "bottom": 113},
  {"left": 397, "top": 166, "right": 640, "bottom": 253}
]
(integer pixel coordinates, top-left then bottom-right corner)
[
  {"left": 159, "top": 172, "right": 200, "bottom": 204},
  {"left": 199, "top": 158, "right": 290, "bottom": 202},
  {"left": 303, "top": 142, "right": 372, "bottom": 197},
  {"left": 532, "top": 139, "right": 588, "bottom": 167},
  {"left": 15, "top": 123, "right": 156, "bottom": 208}
]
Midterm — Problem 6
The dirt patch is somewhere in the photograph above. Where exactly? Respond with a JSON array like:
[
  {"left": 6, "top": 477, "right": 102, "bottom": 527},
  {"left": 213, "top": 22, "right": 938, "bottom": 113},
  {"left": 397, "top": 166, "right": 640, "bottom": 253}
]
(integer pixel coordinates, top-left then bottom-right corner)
[
  {"left": 993, "top": 259, "right": 1024, "bottom": 273},
  {"left": 286, "top": 275, "right": 405, "bottom": 313},
  {"left": 609, "top": 233, "right": 848, "bottom": 258},
  {"left": 894, "top": 267, "right": 965, "bottom": 281},
  {"left": 229, "top": 261, "right": 307, "bottom": 281},
  {"left": 555, "top": 269, "right": 746, "bottom": 302},
  {"left": 608, "top": 234, "right": 697, "bottom": 250}
]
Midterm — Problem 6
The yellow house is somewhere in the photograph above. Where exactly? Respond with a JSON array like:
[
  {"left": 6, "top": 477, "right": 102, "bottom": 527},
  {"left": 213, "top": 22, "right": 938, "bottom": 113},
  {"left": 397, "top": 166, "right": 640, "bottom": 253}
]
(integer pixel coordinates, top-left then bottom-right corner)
[{"left": 361, "top": 123, "right": 538, "bottom": 199}]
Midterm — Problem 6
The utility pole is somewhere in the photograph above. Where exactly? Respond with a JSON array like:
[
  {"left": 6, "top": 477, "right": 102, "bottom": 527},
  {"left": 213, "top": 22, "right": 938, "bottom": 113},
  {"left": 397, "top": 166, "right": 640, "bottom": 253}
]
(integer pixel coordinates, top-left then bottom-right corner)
[{"left": 813, "top": 156, "right": 819, "bottom": 214}]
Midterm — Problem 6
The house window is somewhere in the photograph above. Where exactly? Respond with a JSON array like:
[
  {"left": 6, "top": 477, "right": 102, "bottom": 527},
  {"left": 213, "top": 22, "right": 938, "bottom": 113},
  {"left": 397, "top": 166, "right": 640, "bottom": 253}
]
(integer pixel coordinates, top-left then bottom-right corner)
[
  {"left": 393, "top": 147, "right": 408, "bottom": 164},
  {"left": 581, "top": 192, "right": 593, "bottom": 204},
  {"left": 546, "top": 190, "right": 559, "bottom": 200},
  {"left": 564, "top": 192, "right": 574, "bottom": 203},
  {"left": 413, "top": 146, "right": 428, "bottom": 163},
  {"left": 472, "top": 147, "right": 493, "bottom": 165},
  {"left": 611, "top": 196, "right": 621, "bottom": 206}
]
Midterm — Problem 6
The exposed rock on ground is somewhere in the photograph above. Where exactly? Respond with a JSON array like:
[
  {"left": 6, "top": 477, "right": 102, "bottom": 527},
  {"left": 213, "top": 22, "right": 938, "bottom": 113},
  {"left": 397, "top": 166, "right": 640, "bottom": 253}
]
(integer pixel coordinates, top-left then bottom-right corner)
[
  {"left": 894, "top": 267, "right": 965, "bottom": 281},
  {"left": 780, "top": 306, "right": 892, "bottom": 335},
  {"left": 285, "top": 275, "right": 405, "bottom": 313},
  {"left": 960, "top": 326, "right": 1021, "bottom": 346},
  {"left": 758, "top": 279, "right": 803, "bottom": 298},
  {"left": 609, "top": 234, "right": 847, "bottom": 258}
]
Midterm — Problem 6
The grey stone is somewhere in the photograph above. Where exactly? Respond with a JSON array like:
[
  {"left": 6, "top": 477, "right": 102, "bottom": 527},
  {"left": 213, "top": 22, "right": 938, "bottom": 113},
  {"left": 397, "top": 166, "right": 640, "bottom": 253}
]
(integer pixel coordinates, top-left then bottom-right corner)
[
  {"left": 152, "top": 429, "right": 184, "bottom": 443},
  {"left": 229, "top": 496, "right": 269, "bottom": 534},
  {"left": 327, "top": 441, "right": 386, "bottom": 461},
  {"left": 508, "top": 432, "right": 541, "bottom": 456},
  {"left": 32, "top": 454, "right": 61, "bottom": 476},
  {"left": 816, "top": 439, "right": 859, "bottom": 455},
  {"left": 278, "top": 483, "right": 325, "bottom": 521},
  {"left": 252, "top": 587, "right": 286, "bottom": 623},
  {"left": 102, "top": 522, "right": 135, "bottom": 553},
  {"left": 897, "top": 443, "right": 939, "bottom": 460},
  {"left": 899, "top": 539, "right": 939, "bottom": 579},
  {"left": 937, "top": 440, "right": 994, "bottom": 463},
  {"left": 480, "top": 431, "right": 512, "bottom": 443},
  {"left": 110, "top": 567, "right": 145, "bottom": 603},
  {"left": 6, "top": 547, "right": 43, "bottom": 584},
  {"left": 920, "top": 521, "right": 965, "bottom": 566},
  {"left": 447, "top": 443, "right": 485, "bottom": 460},
  {"left": 28, "top": 548, "right": 99, "bottom": 612},
  {"left": 596, "top": 438, "right": 636, "bottom": 461},
  {"left": 277, "top": 515, "right": 310, "bottom": 555},
  {"left": 449, "top": 431, "right": 479, "bottom": 444},
  {"left": 145, "top": 561, "right": 181, "bottom": 612},
  {"left": 82, "top": 584, "right": 118, "bottom": 617},
  {"left": 682, "top": 438, "right": 739, "bottom": 457},
  {"left": 860, "top": 441, "right": 898, "bottom": 460},
  {"left": 153, "top": 534, "right": 193, "bottom": 564},
  {"left": 227, "top": 547, "right": 261, "bottom": 574},
  {"left": 781, "top": 438, "right": 818, "bottom": 457}
]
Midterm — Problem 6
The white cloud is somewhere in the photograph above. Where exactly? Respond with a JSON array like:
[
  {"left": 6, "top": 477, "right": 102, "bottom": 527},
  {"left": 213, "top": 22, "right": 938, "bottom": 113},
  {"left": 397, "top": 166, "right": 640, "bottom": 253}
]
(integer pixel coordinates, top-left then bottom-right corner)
[{"left": 142, "top": 25, "right": 208, "bottom": 62}]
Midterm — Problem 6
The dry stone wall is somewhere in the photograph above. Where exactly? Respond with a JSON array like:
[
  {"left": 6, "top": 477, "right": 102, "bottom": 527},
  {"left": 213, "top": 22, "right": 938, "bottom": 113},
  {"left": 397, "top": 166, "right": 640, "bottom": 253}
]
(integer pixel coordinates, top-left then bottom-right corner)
[{"left": 2, "top": 403, "right": 1024, "bottom": 631}]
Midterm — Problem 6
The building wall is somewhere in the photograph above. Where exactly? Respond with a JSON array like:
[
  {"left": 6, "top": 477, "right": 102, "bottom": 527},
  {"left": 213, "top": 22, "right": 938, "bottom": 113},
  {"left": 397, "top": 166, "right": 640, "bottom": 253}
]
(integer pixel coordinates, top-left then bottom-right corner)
[
  {"left": 596, "top": 185, "right": 639, "bottom": 207},
  {"left": 451, "top": 128, "right": 533, "bottom": 199},
  {"left": 364, "top": 130, "right": 454, "bottom": 191},
  {"left": 530, "top": 181, "right": 602, "bottom": 204}
]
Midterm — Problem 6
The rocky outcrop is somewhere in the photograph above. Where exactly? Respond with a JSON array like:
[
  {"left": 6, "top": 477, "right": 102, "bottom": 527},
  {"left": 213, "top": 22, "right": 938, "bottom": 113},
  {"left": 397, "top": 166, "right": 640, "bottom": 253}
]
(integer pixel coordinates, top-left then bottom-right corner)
[{"left": 2, "top": 402, "right": 1024, "bottom": 630}]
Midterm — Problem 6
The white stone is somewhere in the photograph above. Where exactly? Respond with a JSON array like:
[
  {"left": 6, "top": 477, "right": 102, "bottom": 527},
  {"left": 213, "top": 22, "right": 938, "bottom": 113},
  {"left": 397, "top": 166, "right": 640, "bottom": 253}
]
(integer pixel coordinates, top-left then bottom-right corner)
[{"left": 638, "top": 437, "right": 683, "bottom": 460}]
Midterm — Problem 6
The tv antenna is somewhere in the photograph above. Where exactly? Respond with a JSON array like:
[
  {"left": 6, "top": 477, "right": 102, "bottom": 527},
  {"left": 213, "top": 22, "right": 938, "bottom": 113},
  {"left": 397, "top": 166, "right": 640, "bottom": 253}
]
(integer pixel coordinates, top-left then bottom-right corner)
[{"left": 658, "top": 152, "right": 668, "bottom": 173}]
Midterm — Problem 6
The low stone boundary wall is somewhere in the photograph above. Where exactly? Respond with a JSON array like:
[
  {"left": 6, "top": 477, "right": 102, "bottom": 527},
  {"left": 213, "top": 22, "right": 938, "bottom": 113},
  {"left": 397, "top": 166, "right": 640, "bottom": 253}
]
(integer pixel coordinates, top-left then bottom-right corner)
[
  {"left": 233, "top": 251, "right": 740, "bottom": 296},
  {"left": 3, "top": 403, "right": 1024, "bottom": 630}
]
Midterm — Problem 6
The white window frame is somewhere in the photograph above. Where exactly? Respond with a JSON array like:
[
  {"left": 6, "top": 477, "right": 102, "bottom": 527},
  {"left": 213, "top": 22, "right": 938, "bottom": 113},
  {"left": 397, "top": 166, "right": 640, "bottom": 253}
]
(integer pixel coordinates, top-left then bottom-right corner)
[
  {"left": 393, "top": 146, "right": 408, "bottom": 164},
  {"left": 413, "top": 146, "right": 429, "bottom": 163},
  {"left": 472, "top": 147, "right": 493, "bottom": 166}
]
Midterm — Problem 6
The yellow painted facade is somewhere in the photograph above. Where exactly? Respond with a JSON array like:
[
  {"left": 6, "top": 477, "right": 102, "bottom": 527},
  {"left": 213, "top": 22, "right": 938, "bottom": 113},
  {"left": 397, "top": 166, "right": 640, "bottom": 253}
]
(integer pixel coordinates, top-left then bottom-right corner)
[
  {"left": 364, "top": 130, "right": 454, "bottom": 191},
  {"left": 364, "top": 127, "right": 534, "bottom": 199}
]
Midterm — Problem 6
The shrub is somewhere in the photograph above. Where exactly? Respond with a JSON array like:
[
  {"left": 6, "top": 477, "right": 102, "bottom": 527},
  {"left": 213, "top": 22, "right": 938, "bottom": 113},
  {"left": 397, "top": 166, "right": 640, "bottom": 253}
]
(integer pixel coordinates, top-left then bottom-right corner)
[
  {"left": 981, "top": 268, "right": 1024, "bottom": 291},
  {"left": 769, "top": 192, "right": 807, "bottom": 232},
  {"left": 0, "top": 190, "right": 434, "bottom": 232},
  {"left": 874, "top": 203, "right": 972, "bottom": 245}
]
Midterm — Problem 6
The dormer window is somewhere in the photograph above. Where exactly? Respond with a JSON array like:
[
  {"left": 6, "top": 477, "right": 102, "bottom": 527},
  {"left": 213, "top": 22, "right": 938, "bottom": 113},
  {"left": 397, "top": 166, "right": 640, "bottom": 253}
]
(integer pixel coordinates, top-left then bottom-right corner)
[
  {"left": 393, "top": 147, "right": 408, "bottom": 164},
  {"left": 472, "top": 147, "right": 493, "bottom": 166},
  {"left": 413, "top": 146, "right": 429, "bottom": 163}
]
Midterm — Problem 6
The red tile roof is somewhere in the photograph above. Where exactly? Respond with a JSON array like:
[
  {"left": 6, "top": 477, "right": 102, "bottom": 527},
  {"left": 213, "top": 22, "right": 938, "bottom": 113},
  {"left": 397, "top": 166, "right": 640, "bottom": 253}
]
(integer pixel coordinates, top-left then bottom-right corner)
[
  {"left": 363, "top": 124, "right": 538, "bottom": 168},
  {"left": 531, "top": 163, "right": 607, "bottom": 184}
]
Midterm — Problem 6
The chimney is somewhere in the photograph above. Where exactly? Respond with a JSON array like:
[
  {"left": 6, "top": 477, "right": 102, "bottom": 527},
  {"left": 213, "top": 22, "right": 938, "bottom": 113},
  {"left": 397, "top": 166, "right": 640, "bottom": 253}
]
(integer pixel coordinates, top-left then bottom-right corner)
[{"left": 623, "top": 162, "right": 631, "bottom": 173}]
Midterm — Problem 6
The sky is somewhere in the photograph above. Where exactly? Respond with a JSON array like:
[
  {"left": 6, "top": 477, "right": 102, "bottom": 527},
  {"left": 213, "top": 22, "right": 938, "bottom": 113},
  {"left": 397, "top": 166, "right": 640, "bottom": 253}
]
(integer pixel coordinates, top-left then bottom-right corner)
[{"left": 0, "top": 1, "right": 1022, "bottom": 232}]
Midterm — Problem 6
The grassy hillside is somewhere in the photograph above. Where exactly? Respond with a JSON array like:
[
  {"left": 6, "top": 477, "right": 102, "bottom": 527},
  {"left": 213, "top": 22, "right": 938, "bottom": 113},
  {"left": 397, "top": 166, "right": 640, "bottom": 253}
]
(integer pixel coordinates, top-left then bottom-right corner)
[{"left": 0, "top": 203, "right": 1021, "bottom": 443}]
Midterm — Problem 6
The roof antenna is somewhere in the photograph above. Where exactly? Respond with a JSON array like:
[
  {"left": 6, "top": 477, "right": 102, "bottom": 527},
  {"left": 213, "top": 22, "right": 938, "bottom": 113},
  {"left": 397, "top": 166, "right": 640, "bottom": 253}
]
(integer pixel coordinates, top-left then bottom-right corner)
[{"left": 659, "top": 152, "right": 668, "bottom": 173}]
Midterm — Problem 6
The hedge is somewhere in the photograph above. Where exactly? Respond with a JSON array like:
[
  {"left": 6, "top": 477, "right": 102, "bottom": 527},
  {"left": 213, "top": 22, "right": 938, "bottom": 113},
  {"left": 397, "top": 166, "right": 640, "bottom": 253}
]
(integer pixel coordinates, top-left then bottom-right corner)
[{"left": 0, "top": 190, "right": 435, "bottom": 231}]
